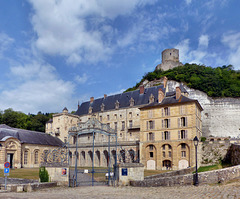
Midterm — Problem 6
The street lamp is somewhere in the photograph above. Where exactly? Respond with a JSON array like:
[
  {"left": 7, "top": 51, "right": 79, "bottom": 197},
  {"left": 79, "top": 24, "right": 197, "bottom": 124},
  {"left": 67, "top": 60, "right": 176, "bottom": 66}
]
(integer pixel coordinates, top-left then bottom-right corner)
[{"left": 193, "top": 136, "right": 199, "bottom": 186}]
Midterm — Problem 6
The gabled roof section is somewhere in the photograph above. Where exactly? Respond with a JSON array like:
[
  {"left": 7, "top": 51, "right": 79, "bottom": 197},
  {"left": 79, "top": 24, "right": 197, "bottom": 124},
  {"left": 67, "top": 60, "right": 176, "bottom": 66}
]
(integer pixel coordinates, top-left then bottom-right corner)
[
  {"left": 0, "top": 125, "right": 63, "bottom": 146},
  {"left": 75, "top": 85, "right": 166, "bottom": 116},
  {"left": 140, "top": 95, "right": 203, "bottom": 111}
]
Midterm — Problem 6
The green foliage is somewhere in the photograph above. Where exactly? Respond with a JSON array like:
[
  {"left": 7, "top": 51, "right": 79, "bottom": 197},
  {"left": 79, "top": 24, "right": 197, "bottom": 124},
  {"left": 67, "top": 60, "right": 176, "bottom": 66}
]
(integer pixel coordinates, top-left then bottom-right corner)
[
  {"left": 39, "top": 166, "right": 49, "bottom": 182},
  {"left": 0, "top": 108, "right": 53, "bottom": 132},
  {"left": 201, "top": 137, "right": 206, "bottom": 142},
  {"left": 125, "top": 63, "right": 240, "bottom": 97}
]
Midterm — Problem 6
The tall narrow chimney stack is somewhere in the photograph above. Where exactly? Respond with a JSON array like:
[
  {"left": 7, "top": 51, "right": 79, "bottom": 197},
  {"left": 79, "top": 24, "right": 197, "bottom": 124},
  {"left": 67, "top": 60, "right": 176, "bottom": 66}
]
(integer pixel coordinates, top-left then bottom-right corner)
[
  {"left": 90, "top": 97, "right": 94, "bottom": 103},
  {"left": 140, "top": 85, "right": 145, "bottom": 94},
  {"left": 158, "top": 88, "right": 164, "bottom": 103},
  {"left": 176, "top": 87, "right": 181, "bottom": 100}
]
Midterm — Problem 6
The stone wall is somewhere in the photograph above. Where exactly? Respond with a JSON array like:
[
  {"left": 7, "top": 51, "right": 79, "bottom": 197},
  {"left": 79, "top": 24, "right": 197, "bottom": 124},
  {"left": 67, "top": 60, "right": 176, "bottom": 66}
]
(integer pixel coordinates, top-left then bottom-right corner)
[
  {"left": 167, "top": 80, "right": 240, "bottom": 138},
  {"left": 130, "top": 165, "right": 240, "bottom": 187},
  {"left": 229, "top": 144, "right": 240, "bottom": 165}
]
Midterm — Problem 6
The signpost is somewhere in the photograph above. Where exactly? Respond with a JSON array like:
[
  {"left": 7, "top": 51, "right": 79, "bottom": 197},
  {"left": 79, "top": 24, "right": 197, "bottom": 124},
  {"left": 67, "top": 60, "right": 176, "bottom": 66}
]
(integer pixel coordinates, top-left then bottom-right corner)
[{"left": 4, "top": 162, "right": 10, "bottom": 190}]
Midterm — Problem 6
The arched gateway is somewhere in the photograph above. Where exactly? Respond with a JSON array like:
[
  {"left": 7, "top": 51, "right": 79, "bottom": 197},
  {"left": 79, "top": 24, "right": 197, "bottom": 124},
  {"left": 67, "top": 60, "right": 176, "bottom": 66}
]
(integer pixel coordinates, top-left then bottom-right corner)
[{"left": 68, "top": 118, "right": 118, "bottom": 186}]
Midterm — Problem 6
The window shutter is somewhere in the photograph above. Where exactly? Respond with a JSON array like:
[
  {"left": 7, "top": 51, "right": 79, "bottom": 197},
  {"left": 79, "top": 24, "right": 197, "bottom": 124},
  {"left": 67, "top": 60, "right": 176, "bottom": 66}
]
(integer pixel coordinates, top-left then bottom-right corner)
[
  {"left": 178, "top": 130, "right": 180, "bottom": 139},
  {"left": 162, "top": 132, "right": 164, "bottom": 140},
  {"left": 146, "top": 121, "right": 148, "bottom": 130},
  {"left": 168, "top": 119, "right": 171, "bottom": 128},
  {"left": 162, "top": 108, "right": 164, "bottom": 117},
  {"left": 178, "top": 118, "right": 180, "bottom": 127},
  {"left": 186, "top": 130, "right": 188, "bottom": 138},
  {"left": 168, "top": 107, "right": 170, "bottom": 116},
  {"left": 162, "top": 120, "right": 164, "bottom": 128},
  {"left": 153, "top": 121, "right": 155, "bottom": 129},
  {"left": 186, "top": 117, "right": 188, "bottom": 127},
  {"left": 168, "top": 131, "right": 171, "bottom": 140},
  {"left": 153, "top": 133, "right": 155, "bottom": 141},
  {"left": 147, "top": 133, "right": 149, "bottom": 141}
]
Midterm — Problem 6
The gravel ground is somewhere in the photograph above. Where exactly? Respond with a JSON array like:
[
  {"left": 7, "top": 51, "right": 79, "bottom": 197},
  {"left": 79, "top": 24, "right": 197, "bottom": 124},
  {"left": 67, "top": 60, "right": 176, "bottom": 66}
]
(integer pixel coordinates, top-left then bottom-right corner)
[{"left": 1, "top": 181, "right": 240, "bottom": 199}]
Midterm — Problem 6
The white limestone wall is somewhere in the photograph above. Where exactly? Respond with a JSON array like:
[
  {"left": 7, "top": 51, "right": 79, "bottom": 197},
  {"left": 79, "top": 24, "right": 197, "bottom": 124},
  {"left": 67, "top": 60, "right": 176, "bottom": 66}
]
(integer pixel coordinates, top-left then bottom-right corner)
[{"left": 167, "top": 80, "right": 240, "bottom": 138}]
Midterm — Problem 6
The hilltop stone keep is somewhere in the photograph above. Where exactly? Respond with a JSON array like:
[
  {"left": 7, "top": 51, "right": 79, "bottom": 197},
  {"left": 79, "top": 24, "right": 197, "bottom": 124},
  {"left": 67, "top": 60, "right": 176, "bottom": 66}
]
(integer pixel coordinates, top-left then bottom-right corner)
[{"left": 155, "top": 49, "right": 183, "bottom": 71}]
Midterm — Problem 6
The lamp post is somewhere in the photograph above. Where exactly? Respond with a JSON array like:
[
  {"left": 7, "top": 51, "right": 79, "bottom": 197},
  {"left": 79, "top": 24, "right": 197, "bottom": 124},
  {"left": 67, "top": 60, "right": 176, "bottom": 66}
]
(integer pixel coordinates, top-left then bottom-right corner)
[{"left": 193, "top": 136, "right": 199, "bottom": 186}]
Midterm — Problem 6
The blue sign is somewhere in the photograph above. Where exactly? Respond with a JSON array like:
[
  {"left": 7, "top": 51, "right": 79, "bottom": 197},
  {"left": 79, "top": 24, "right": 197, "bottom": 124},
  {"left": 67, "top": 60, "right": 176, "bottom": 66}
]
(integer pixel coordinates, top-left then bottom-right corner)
[
  {"left": 122, "top": 168, "right": 128, "bottom": 176},
  {"left": 4, "top": 168, "right": 9, "bottom": 174}
]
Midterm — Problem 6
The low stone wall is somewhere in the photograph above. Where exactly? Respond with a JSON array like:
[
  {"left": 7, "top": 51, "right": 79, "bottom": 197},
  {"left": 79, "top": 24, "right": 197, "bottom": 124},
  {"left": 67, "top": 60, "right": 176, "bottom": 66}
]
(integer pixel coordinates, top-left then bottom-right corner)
[
  {"left": 130, "top": 165, "right": 240, "bottom": 187},
  {"left": 0, "top": 182, "right": 57, "bottom": 192},
  {"left": 145, "top": 167, "right": 194, "bottom": 180}
]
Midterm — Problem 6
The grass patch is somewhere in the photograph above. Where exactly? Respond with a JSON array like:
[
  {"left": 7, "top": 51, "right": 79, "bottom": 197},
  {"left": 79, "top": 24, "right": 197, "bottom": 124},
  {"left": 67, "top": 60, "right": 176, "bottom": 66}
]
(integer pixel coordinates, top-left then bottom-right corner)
[
  {"left": 0, "top": 168, "right": 39, "bottom": 180},
  {"left": 144, "top": 169, "right": 169, "bottom": 177}
]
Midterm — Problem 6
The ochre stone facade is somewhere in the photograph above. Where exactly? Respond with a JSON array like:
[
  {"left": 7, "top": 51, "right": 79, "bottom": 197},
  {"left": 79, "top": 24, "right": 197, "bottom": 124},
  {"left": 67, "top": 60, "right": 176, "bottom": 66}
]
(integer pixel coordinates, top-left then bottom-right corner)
[{"left": 140, "top": 100, "right": 202, "bottom": 170}]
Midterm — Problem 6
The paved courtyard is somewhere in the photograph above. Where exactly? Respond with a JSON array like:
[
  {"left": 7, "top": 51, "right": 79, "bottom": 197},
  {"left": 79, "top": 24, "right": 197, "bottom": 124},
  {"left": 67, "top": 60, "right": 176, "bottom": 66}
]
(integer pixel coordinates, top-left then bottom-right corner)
[{"left": 1, "top": 180, "right": 240, "bottom": 199}]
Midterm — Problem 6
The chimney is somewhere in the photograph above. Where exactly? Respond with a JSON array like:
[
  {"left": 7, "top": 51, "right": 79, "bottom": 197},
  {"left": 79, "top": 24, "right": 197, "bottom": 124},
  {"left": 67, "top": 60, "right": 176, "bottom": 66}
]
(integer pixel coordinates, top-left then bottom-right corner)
[
  {"left": 158, "top": 88, "right": 164, "bottom": 103},
  {"left": 140, "top": 85, "right": 145, "bottom": 94},
  {"left": 163, "top": 76, "right": 168, "bottom": 88},
  {"left": 104, "top": 94, "right": 107, "bottom": 99},
  {"left": 176, "top": 87, "right": 181, "bottom": 100},
  {"left": 90, "top": 97, "right": 94, "bottom": 103}
]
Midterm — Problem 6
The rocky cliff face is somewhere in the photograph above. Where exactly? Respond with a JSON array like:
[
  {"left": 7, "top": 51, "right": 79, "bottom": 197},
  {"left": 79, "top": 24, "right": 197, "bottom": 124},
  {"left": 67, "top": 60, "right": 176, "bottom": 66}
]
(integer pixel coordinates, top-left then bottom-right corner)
[{"left": 167, "top": 80, "right": 240, "bottom": 138}]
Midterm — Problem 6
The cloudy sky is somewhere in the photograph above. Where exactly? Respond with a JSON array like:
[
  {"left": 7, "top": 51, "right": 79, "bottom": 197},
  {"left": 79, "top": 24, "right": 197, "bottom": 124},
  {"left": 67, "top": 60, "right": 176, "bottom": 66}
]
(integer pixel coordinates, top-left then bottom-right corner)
[{"left": 0, "top": 0, "right": 239, "bottom": 114}]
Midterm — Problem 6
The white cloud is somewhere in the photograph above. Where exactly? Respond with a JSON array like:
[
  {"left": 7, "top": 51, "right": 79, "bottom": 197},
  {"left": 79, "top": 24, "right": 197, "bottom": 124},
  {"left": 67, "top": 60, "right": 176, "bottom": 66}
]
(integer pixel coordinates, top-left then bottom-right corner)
[
  {"left": 185, "top": 0, "right": 192, "bottom": 5},
  {"left": 0, "top": 32, "right": 14, "bottom": 56},
  {"left": 199, "top": 35, "right": 209, "bottom": 48},
  {"left": 75, "top": 73, "right": 88, "bottom": 84},
  {"left": 175, "top": 34, "right": 215, "bottom": 65},
  {"left": 222, "top": 32, "right": 240, "bottom": 69},
  {"left": 27, "top": 0, "right": 157, "bottom": 64},
  {"left": 0, "top": 61, "right": 75, "bottom": 113}
]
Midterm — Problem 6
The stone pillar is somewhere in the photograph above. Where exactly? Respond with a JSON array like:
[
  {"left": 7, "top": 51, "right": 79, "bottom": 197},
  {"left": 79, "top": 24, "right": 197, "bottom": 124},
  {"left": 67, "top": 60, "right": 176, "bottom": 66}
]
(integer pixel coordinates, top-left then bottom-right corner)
[
  {"left": 45, "top": 167, "right": 69, "bottom": 185},
  {"left": 115, "top": 163, "right": 144, "bottom": 186}
]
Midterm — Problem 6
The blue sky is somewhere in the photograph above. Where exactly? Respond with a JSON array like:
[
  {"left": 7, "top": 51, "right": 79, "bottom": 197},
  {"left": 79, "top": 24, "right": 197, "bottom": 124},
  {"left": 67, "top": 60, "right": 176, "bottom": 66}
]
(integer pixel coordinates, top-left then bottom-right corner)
[{"left": 0, "top": 0, "right": 240, "bottom": 114}]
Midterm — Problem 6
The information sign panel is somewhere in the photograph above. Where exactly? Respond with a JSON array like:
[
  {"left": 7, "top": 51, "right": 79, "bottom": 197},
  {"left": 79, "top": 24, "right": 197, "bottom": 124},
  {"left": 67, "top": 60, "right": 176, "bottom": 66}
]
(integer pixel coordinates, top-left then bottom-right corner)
[
  {"left": 4, "top": 162, "right": 10, "bottom": 168},
  {"left": 122, "top": 168, "right": 128, "bottom": 176},
  {"left": 4, "top": 168, "right": 10, "bottom": 174}
]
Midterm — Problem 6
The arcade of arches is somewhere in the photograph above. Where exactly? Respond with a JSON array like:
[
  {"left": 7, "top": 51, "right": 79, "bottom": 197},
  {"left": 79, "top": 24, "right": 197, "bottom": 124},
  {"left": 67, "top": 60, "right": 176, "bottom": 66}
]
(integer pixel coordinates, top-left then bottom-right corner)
[{"left": 142, "top": 141, "right": 193, "bottom": 170}]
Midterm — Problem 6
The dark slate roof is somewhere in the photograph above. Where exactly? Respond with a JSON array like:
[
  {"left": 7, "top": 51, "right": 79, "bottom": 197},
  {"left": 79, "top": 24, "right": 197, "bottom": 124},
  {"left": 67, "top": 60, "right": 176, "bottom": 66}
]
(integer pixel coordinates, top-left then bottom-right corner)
[
  {"left": 75, "top": 85, "right": 166, "bottom": 116},
  {"left": 141, "top": 95, "right": 203, "bottom": 110},
  {"left": 0, "top": 125, "right": 63, "bottom": 146}
]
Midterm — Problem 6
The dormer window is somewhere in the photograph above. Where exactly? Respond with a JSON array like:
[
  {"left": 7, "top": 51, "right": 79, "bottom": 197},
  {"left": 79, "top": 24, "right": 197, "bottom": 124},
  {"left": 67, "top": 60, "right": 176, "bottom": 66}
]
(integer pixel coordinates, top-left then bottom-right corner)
[
  {"left": 115, "top": 100, "right": 120, "bottom": 109},
  {"left": 101, "top": 103, "right": 105, "bottom": 112},
  {"left": 88, "top": 106, "right": 93, "bottom": 114},
  {"left": 149, "top": 94, "right": 154, "bottom": 103},
  {"left": 129, "top": 97, "right": 134, "bottom": 107}
]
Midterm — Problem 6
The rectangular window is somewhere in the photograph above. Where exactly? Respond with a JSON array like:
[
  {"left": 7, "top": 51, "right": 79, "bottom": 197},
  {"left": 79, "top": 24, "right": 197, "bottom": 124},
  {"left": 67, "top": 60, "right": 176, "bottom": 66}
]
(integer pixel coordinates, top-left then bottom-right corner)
[
  {"left": 100, "top": 116, "right": 102, "bottom": 121},
  {"left": 148, "top": 132, "right": 155, "bottom": 141},
  {"left": 114, "top": 114, "right": 117, "bottom": 119},
  {"left": 179, "top": 117, "right": 187, "bottom": 127},
  {"left": 148, "top": 110, "right": 153, "bottom": 118},
  {"left": 121, "top": 121, "right": 125, "bottom": 131},
  {"left": 24, "top": 151, "right": 28, "bottom": 165},
  {"left": 107, "top": 115, "right": 110, "bottom": 121},
  {"left": 34, "top": 151, "right": 38, "bottom": 164},
  {"left": 107, "top": 123, "right": 110, "bottom": 128},
  {"left": 114, "top": 122, "right": 117, "bottom": 130},
  {"left": 181, "top": 151, "right": 186, "bottom": 157},
  {"left": 150, "top": 152, "right": 154, "bottom": 158},
  {"left": 162, "top": 131, "right": 170, "bottom": 140},
  {"left": 149, "top": 145, "right": 154, "bottom": 150},
  {"left": 164, "top": 107, "right": 170, "bottom": 116},
  {"left": 129, "top": 120, "right": 133, "bottom": 128}
]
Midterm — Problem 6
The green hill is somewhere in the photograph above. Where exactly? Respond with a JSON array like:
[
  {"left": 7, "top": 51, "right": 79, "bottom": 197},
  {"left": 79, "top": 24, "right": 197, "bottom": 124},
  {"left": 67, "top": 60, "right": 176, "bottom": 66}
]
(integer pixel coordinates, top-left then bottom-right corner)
[{"left": 125, "top": 63, "right": 240, "bottom": 97}]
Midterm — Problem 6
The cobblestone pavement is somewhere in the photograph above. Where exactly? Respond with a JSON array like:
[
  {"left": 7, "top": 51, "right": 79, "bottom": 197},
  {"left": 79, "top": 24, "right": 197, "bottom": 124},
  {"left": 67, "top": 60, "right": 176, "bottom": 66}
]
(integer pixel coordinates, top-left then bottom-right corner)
[{"left": 1, "top": 181, "right": 240, "bottom": 199}]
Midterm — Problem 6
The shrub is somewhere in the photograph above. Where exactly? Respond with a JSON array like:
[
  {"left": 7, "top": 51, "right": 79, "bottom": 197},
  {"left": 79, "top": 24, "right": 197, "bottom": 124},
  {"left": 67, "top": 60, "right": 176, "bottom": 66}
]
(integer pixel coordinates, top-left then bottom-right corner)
[
  {"left": 39, "top": 166, "right": 49, "bottom": 182},
  {"left": 201, "top": 137, "right": 206, "bottom": 142}
]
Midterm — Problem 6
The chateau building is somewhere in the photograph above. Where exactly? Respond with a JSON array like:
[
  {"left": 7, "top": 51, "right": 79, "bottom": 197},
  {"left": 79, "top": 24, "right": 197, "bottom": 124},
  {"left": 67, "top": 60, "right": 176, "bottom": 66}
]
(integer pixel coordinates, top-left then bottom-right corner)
[
  {"left": 46, "top": 77, "right": 203, "bottom": 170},
  {"left": 0, "top": 124, "right": 63, "bottom": 169}
]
